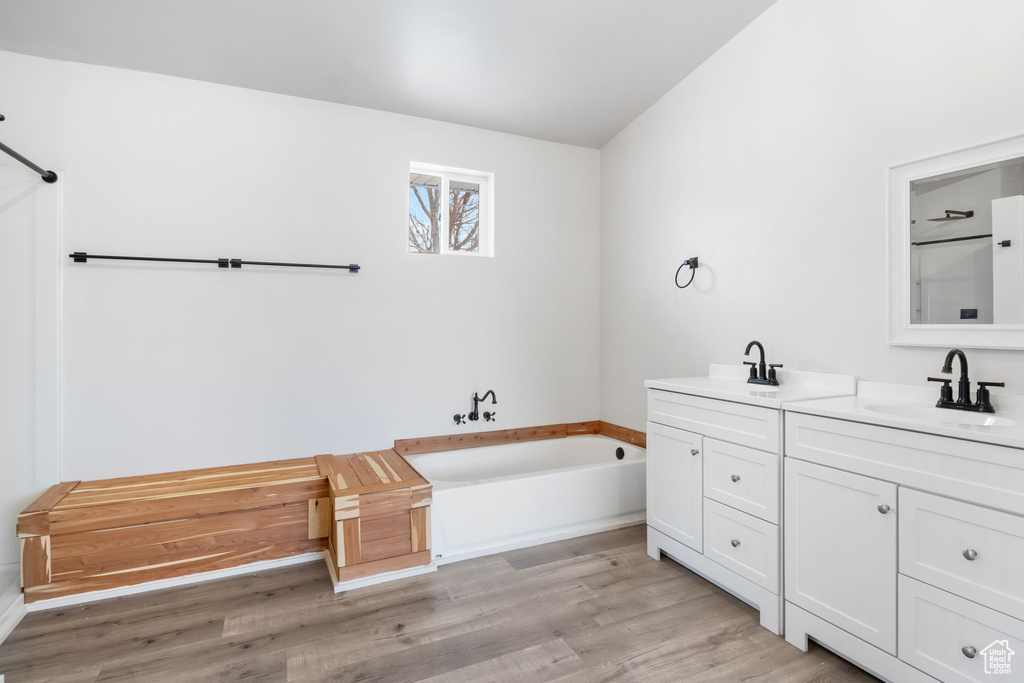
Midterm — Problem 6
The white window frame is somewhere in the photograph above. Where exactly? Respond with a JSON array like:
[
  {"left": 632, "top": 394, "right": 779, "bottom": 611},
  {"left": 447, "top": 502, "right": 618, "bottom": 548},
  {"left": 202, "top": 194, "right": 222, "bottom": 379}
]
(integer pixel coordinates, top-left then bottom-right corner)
[{"left": 409, "top": 162, "right": 494, "bottom": 257}]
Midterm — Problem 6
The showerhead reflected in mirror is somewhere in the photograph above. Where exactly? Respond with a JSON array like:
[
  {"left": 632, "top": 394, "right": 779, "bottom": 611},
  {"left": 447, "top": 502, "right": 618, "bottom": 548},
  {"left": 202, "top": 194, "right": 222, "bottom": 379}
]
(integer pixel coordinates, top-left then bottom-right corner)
[{"left": 909, "top": 156, "right": 1024, "bottom": 325}]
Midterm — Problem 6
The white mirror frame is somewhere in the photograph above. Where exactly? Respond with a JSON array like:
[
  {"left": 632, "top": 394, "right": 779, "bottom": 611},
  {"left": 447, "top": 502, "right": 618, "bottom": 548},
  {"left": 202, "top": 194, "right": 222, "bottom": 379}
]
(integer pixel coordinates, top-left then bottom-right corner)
[{"left": 887, "top": 132, "right": 1024, "bottom": 349}]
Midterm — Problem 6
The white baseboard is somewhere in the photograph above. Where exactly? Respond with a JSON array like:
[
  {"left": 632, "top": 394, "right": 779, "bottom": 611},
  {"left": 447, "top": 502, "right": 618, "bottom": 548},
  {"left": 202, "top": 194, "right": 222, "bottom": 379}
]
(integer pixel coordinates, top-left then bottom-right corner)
[
  {"left": 25, "top": 552, "right": 324, "bottom": 612},
  {"left": 1, "top": 561, "right": 26, "bottom": 645},
  {"left": 434, "top": 515, "right": 646, "bottom": 566},
  {"left": 0, "top": 587, "right": 26, "bottom": 647},
  {"left": 325, "top": 556, "right": 437, "bottom": 593}
]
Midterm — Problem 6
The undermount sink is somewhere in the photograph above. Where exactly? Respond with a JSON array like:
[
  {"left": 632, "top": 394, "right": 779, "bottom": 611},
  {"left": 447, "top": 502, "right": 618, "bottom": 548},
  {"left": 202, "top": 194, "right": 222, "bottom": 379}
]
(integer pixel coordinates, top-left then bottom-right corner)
[{"left": 862, "top": 403, "right": 1017, "bottom": 428}]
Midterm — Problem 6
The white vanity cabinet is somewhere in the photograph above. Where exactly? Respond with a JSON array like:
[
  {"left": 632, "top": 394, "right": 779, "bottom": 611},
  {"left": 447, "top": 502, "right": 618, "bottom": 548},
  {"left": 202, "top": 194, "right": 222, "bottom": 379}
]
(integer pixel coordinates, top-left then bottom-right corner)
[
  {"left": 783, "top": 387, "right": 1024, "bottom": 683},
  {"left": 645, "top": 365, "right": 856, "bottom": 636}
]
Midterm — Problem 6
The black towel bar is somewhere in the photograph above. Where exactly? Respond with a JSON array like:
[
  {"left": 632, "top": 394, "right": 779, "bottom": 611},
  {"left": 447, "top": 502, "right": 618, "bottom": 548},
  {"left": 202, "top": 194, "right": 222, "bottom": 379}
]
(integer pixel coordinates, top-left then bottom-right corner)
[{"left": 69, "top": 252, "right": 360, "bottom": 273}]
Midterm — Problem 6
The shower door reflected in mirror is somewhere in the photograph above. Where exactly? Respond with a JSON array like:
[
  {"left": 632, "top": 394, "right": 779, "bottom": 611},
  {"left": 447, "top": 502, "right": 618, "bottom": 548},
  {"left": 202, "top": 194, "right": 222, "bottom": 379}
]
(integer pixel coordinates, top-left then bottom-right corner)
[
  {"left": 910, "top": 156, "right": 1024, "bottom": 325},
  {"left": 888, "top": 133, "right": 1024, "bottom": 349}
]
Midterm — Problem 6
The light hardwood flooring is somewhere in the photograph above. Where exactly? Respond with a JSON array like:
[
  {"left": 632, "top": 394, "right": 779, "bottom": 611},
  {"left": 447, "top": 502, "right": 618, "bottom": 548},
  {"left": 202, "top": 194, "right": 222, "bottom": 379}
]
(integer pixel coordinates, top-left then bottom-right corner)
[{"left": 0, "top": 525, "right": 878, "bottom": 682}]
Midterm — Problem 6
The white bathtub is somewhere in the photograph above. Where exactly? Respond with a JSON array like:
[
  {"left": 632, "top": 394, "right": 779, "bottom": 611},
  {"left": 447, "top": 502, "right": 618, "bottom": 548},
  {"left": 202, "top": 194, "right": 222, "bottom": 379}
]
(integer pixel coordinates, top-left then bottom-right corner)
[{"left": 407, "top": 435, "right": 646, "bottom": 564}]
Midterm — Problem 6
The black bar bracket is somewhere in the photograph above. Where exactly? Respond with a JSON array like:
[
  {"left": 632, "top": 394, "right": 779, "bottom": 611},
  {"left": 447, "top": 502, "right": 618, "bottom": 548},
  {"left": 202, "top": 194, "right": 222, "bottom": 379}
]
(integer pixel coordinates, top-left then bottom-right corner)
[{"left": 1000, "top": 240, "right": 1012, "bottom": 248}]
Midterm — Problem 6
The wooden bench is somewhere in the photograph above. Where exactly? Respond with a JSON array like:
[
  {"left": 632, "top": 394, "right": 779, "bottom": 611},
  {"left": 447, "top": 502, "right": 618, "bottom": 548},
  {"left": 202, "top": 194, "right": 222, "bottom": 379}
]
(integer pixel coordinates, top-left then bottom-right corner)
[
  {"left": 315, "top": 450, "right": 432, "bottom": 584},
  {"left": 17, "top": 459, "right": 330, "bottom": 603}
]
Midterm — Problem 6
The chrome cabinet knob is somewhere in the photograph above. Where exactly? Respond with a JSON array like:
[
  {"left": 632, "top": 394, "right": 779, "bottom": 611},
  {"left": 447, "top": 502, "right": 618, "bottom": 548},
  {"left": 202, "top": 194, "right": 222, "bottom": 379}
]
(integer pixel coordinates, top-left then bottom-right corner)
[
  {"left": 962, "top": 645, "right": 977, "bottom": 659},
  {"left": 730, "top": 539, "right": 741, "bottom": 547},
  {"left": 877, "top": 504, "right": 891, "bottom": 514},
  {"left": 690, "top": 449, "right": 699, "bottom": 456},
  {"left": 963, "top": 549, "right": 978, "bottom": 561},
  {"left": 731, "top": 474, "right": 741, "bottom": 482}
]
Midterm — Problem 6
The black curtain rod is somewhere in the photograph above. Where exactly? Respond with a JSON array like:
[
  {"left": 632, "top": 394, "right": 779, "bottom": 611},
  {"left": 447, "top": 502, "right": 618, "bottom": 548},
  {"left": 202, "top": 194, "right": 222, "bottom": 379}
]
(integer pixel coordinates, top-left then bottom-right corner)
[
  {"left": 0, "top": 114, "right": 58, "bottom": 183},
  {"left": 911, "top": 233, "right": 993, "bottom": 247},
  {"left": 70, "top": 252, "right": 360, "bottom": 273}
]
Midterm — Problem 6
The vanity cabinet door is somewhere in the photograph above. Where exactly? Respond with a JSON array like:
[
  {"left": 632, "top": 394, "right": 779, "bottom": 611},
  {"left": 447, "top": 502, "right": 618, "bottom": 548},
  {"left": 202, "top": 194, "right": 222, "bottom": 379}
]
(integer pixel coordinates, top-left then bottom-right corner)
[
  {"left": 785, "top": 458, "right": 898, "bottom": 654},
  {"left": 646, "top": 421, "right": 703, "bottom": 552}
]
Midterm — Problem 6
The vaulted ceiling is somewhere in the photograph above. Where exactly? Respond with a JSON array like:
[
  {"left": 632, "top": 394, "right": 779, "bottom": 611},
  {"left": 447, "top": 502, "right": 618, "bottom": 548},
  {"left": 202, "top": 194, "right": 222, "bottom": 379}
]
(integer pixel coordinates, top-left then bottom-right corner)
[{"left": 0, "top": 0, "right": 775, "bottom": 148}]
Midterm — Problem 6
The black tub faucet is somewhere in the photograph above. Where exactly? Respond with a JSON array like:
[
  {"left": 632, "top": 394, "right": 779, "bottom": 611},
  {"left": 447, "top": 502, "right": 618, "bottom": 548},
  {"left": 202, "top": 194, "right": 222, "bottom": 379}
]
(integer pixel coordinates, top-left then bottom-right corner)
[
  {"left": 469, "top": 390, "right": 497, "bottom": 421},
  {"left": 744, "top": 340, "right": 782, "bottom": 386},
  {"left": 928, "top": 348, "right": 1004, "bottom": 413}
]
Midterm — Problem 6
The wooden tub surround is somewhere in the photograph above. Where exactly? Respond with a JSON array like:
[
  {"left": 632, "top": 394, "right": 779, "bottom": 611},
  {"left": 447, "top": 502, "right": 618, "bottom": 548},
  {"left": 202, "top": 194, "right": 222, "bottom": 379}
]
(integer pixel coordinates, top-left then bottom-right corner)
[
  {"left": 315, "top": 450, "right": 433, "bottom": 587},
  {"left": 394, "top": 420, "right": 646, "bottom": 455},
  {"left": 16, "top": 421, "right": 641, "bottom": 606}
]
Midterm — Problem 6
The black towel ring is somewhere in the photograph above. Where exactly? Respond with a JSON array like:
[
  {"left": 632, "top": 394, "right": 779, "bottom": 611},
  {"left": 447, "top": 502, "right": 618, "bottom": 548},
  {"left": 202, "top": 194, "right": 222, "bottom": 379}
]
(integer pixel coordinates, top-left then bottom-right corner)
[{"left": 674, "top": 256, "right": 699, "bottom": 289}]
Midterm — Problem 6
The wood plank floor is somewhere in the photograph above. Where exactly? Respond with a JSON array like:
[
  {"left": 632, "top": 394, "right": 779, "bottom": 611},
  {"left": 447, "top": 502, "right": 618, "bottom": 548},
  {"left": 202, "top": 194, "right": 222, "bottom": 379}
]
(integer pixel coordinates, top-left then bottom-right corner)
[{"left": 0, "top": 525, "right": 879, "bottom": 682}]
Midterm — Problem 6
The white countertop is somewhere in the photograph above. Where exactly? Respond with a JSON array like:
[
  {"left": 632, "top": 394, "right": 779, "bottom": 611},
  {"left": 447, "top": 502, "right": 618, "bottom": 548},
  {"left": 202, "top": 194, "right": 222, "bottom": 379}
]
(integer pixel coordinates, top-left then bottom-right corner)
[
  {"left": 783, "top": 381, "right": 1024, "bottom": 450},
  {"left": 645, "top": 364, "right": 857, "bottom": 409}
]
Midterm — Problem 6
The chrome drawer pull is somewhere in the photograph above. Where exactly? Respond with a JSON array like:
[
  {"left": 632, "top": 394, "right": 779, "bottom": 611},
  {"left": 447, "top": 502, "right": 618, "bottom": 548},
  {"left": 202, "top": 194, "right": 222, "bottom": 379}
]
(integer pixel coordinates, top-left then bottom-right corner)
[
  {"left": 730, "top": 474, "right": 741, "bottom": 482},
  {"left": 730, "top": 539, "right": 741, "bottom": 547},
  {"left": 691, "top": 449, "right": 699, "bottom": 456},
  {"left": 962, "top": 645, "right": 977, "bottom": 659},
  {"left": 877, "top": 504, "right": 891, "bottom": 514},
  {"left": 963, "top": 549, "right": 978, "bottom": 561}
]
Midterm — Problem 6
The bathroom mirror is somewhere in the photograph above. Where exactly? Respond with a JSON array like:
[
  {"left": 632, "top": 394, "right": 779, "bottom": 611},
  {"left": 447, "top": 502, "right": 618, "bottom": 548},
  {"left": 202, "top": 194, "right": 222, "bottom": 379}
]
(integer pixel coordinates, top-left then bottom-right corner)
[{"left": 888, "top": 133, "right": 1024, "bottom": 348}]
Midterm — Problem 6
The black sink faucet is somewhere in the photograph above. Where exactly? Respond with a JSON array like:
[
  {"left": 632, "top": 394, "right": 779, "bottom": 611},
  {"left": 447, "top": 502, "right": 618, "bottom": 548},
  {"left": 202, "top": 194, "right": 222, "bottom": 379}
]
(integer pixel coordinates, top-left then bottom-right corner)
[
  {"left": 743, "top": 340, "right": 782, "bottom": 386},
  {"left": 469, "top": 390, "right": 497, "bottom": 421},
  {"left": 942, "top": 348, "right": 971, "bottom": 405},
  {"left": 928, "top": 348, "right": 1005, "bottom": 413}
]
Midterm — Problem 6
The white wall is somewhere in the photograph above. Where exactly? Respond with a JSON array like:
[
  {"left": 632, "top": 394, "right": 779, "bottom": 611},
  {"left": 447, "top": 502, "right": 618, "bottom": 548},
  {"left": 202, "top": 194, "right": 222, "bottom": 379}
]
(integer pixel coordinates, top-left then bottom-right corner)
[
  {"left": 600, "top": 0, "right": 1024, "bottom": 430},
  {"left": 0, "top": 51, "right": 600, "bottom": 481}
]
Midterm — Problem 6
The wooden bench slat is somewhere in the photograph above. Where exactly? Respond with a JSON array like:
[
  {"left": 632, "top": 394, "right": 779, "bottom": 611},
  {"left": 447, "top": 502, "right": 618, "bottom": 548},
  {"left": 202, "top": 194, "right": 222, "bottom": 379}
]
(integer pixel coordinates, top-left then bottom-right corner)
[
  {"left": 380, "top": 450, "right": 423, "bottom": 484},
  {"left": 49, "top": 502, "right": 309, "bottom": 561},
  {"left": 24, "top": 538, "right": 323, "bottom": 604},
  {"left": 51, "top": 515, "right": 310, "bottom": 579},
  {"left": 56, "top": 465, "right": 322, "bottom": 509},
  {"left": 47, "top": 479, "right": 329, "bottom": 536},
  {"left": 64, "top": 459, "right": 319, "bottom": 492},
  {"left": 319, "top": 454, "right": 363, "bottom": 492},
  {"left": 21, "top": 482, "right": 80, "bottom": 515}
]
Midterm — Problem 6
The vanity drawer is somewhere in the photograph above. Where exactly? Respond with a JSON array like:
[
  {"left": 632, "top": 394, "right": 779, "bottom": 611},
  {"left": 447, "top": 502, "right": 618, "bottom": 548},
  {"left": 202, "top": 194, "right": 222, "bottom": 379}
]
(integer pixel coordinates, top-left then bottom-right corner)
[
  {"left": 785, "top": 412, "right": 1024, "bottom": 516},
  {"left": 900, "top": 488, "right": 1024, "bottom": 620},
  {"left": 899, "top": 575, "right": 1024, "bottom": 683},
  {"left": 648, "top": 390, "right": 780, "bottom": 453},
  {"left": 703, "top": 498, "right": 779, "bottom": 592},
  {"left": 703, "top": 438, "right": 779, "bottom": 523}
]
